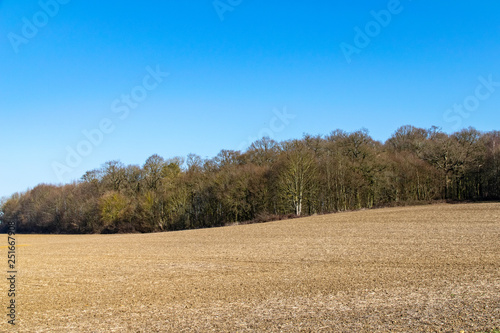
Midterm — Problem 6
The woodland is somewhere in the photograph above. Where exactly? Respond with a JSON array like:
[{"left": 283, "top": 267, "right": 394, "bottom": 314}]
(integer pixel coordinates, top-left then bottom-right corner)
[{"left": 1, "top": 125, "right": 499, "bottom": 233}]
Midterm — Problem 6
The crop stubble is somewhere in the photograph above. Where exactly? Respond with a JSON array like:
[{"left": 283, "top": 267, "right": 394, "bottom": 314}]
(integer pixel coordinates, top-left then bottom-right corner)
[{"left": 2, "top": 203, "right": 499, "bottom": 332}]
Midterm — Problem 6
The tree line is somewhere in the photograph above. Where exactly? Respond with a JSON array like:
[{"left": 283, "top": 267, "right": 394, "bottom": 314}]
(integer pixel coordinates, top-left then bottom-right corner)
[{"left": 1, "top": 125, "right": 499, "bottom": 234}]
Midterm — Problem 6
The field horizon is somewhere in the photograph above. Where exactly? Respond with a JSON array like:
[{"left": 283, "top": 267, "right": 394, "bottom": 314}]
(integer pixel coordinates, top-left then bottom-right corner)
[
  {"left": 3, "top": 2, "right": 499, "bottom": 332},
  {"left": 3, "top": 202, "right": 499, "bottom": 332}
]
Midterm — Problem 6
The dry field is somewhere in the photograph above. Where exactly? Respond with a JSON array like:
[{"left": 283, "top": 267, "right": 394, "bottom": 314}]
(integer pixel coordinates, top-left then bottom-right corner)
[{"left": 2, "top": 203, "right": 500, "bottom": 332}]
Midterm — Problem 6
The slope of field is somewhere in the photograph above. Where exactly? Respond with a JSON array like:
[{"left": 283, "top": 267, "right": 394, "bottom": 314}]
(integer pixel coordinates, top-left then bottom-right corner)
[{"left": 3, "top": 203, "right": 500, "bottom": 332}]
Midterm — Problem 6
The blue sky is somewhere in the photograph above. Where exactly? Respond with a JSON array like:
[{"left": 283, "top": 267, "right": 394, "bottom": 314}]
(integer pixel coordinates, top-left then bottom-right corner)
[{"left": 1, "top": 0, "right": 499, "bottom": 198}]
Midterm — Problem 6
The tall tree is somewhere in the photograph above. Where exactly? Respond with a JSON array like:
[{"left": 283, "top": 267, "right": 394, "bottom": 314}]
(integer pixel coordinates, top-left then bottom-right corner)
[{"left": 278, "top": 140, "right": 316, "bottom": 216}]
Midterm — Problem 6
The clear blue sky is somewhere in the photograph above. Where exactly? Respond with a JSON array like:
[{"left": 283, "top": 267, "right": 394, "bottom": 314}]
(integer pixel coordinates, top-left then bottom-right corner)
[{"left": 1, "top": 0, "right": 499, "bottom": 198}]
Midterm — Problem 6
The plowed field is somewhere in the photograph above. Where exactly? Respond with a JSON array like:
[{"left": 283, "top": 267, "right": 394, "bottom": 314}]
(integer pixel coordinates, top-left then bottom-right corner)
[{"left": 3, "top": 203, "right": 500, "bottom": 332}]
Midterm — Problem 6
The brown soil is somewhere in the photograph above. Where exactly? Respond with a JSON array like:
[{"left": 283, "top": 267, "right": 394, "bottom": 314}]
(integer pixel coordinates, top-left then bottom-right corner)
[{"left": 2, "top": 203, "right": 500, "bottom": 332}]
